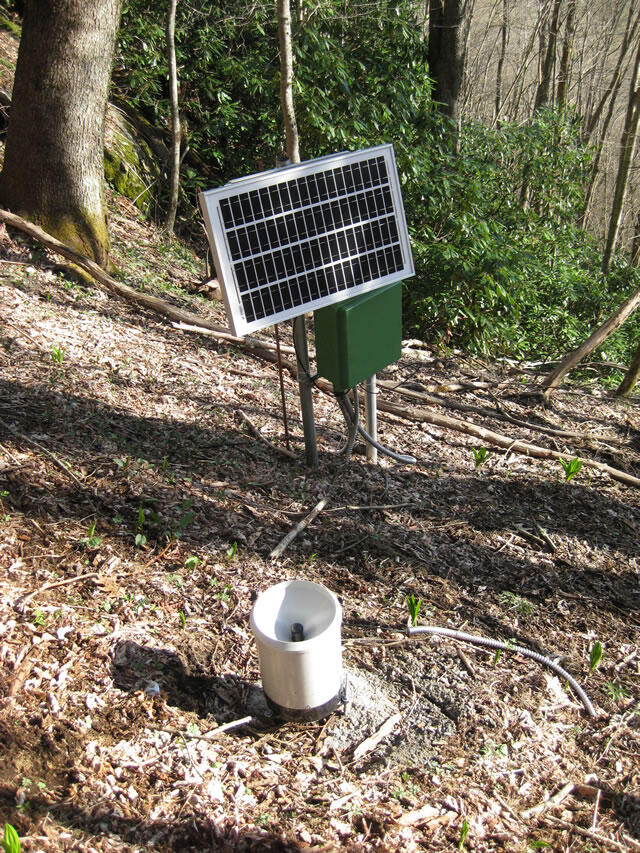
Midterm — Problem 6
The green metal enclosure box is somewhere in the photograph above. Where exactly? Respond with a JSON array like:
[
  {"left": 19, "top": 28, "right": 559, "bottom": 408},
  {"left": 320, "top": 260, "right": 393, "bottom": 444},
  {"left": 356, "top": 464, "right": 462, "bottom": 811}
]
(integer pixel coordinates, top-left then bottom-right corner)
[{"left": 314, "top": 282, "right": 402, "bottom": 393}]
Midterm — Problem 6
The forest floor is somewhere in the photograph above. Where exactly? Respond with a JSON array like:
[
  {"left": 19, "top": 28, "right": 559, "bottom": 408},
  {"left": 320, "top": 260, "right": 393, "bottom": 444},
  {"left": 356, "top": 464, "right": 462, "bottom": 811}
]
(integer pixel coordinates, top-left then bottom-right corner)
[{"left": 0, "top": 195, "right": 639, "bottom": 853}]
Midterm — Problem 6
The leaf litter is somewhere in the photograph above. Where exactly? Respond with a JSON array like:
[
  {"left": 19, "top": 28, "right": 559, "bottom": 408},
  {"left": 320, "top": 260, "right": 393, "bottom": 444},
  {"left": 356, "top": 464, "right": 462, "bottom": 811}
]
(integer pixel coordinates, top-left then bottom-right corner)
[{"left": 0, "top": 196, "right": 639, "bottom": 851}]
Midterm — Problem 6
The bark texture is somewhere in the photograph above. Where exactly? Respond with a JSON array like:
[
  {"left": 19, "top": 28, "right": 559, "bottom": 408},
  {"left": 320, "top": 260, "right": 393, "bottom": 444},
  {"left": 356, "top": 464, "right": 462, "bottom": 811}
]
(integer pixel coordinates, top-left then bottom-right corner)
[
  {"left": 0, "top": 0, "right": 122, "bottom": 266},
  {"left": 164, "top": 0, "right": 180, "bottom": 235},
  {"left": 428, "top": 0, "right": 465, "bottom": 122}
]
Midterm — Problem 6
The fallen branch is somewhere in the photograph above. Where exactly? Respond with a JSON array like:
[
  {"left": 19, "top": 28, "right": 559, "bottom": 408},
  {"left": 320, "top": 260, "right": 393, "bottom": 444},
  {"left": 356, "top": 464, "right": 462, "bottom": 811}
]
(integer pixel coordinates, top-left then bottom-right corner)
[
  {"left": 0, "top": 418, "right": 85, "bottom": 488},
  {"left": 0, "top": 207, "right": 233, "bottom": 337},
  {"left": 237, "top": 408, "right": 297, "bottom": 461},
  {"left": 541, "top": 814, "right": 640, "bottom": 851},
  {"left": 16, "top": 571, "right": 100, "bottom": 608},
  {"left": 269, "top": 497, "right": 327, "bottom": 559},
  {"left": 521, "top": 781, "right": 575, "bottom": 819},
  {"left": 375, "top": 398, "right": 640, "bottom": 489}
]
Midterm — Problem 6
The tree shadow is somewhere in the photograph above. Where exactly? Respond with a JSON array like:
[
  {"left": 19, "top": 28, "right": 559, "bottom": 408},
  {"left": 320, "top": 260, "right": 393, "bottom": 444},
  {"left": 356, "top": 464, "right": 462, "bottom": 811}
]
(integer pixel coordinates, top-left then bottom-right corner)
[
  {"left": 1, "top": 376, "right": 639, "bottom": 617},
  {"left": 109, "top": 638, "right": 270, "bottom": 722}
]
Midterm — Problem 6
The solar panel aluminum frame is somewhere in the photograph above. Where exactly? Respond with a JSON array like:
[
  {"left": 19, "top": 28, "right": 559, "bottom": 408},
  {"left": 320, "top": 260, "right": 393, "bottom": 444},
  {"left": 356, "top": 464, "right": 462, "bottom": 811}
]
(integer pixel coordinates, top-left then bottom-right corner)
[{"left": 199, "top": 144, "right": 414, "bottom": 337}]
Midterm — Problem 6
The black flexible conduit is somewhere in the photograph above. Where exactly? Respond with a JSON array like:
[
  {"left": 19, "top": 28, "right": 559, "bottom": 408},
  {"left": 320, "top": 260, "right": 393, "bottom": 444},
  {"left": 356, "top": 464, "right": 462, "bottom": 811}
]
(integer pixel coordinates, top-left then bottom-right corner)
[
  {"left": 406, "top": 625, "right": 596, "bottom": 718},
  {"left": 336, "top": 388, "right": 417, "bottom": 465},
  {"left": 336, "top": 391, "right": 359, "bottom": 461}
]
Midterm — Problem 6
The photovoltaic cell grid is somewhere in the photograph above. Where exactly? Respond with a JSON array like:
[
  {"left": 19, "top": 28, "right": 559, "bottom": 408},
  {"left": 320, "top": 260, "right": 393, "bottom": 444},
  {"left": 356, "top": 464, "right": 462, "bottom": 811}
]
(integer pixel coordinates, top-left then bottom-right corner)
[{"left": 199, "top": 145, "right": 414, "bottom": 336}]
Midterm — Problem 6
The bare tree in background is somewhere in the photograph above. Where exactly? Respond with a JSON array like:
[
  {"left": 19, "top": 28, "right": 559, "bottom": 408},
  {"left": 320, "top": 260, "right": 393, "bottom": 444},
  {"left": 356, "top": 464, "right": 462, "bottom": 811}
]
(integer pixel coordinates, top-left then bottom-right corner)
[
  {"left": 601, "top": 35, "right": 640, "bottom": 274},
  {"left": 164, "top": 0, "right": 181, "bottom": 234},
  {"left": 277, "top": 0, "right": 300, "bottom": 164},
  {"left": 534, "top": 0, "right": 562, "bottom": 111},
  {"left": 556, "top": 0, "right": 576, "bottom": 107}
]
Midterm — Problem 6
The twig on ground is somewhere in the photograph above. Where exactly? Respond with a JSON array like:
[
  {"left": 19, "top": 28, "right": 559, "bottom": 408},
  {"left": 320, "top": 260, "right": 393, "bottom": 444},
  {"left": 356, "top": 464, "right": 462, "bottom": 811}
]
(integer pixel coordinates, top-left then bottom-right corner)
[
  {"left": 0, "top": 418, "right": 85, "bottom": 488},
  {"left": 269, "top": 497, "right": 328, "bottom": 559},
  {"left": 522, "top": 781, "right": 575, "bottom": 819},
  {"left": 149, "top": 716, "right": 253, "bottom": 741},
  {"left": 237, "top": 409, "right": 296, "bottom": 461},
  {"left": 541, "top": 814, "right": 640, "bottom": 851},
  {"left": 16, "top": 571, "right": 100, "bottom": 608}
]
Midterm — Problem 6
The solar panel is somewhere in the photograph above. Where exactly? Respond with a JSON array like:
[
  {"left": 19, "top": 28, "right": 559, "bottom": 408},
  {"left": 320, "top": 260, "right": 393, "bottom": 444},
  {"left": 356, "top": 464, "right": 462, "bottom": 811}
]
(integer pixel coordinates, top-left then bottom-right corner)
[{"left": 199, "top": 144, "right": 414, "bottom": 337}]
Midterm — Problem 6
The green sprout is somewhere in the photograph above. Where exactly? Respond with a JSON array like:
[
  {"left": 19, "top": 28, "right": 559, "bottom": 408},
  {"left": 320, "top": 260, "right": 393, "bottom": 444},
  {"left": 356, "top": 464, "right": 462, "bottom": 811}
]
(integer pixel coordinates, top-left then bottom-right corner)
[
  {"left": 84, "top": 520, "right": 101, "bottom": 550},
  {"left": 458, "top": 818, "right": 469, "bottom": 850},
  {"left": 184, "top": 555, "right": 201, "bottom": 572},
  {"left": 178, "top": 610, "right": 186, "bottom": 629},
  {"left": 471, "top": 447, "right": 489, "bottom": 468},
  {"left": 226, "top": 541, "right": 238, "bottom": 560},
  {"left": 406, "top": 593, "right": 422, "bottom": 627},
  {"left": 50, "top": 345, "right": 64, "bottom": 365},
  {"left": 2, "top": 824, "right": 21, "bottom": 853},
  {"left": 588, "top": 640, "right": 603, "bottom": 675},
  {"left": 605, "top": 680, "right": 629, "bottom": 701},
  {"left": 559, "top": 457, "right": 583, "bottom": 482}
]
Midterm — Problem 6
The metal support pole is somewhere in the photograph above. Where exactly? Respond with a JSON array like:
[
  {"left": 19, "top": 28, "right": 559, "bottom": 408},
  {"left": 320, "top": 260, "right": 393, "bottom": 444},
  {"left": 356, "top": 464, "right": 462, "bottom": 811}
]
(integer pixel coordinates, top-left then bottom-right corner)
[
  {"left": 293, "top": 314, "right": 318, "bottom": 467},
  {"left": 365, "top": 374, "right": 377, "bottom": 464}
]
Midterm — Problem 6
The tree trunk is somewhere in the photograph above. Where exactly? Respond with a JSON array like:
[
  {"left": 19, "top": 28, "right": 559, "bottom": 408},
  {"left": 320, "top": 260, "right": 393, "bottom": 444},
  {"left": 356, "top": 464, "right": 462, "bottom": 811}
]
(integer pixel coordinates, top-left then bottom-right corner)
[
  {"left": 533, "top": 0, "right": 562, "bottom": 112},
  {"left": 493, "top": 0, "right": 508, "bottom": 120},
  {"left": 541, "top": 281, "right": 640, "bottom": 398},
  {"left": 164, "top": 0, "right": 180, "bottom": 235},
  {"left": 0, "top": 0, "right": 122, "bottom": 267},
  {"left": 602, "top": 36, "right": 640, "bottom": 275},
  {"left": 616, "top": 337, "right": 640, "bottom": 396},
  {"left": 555, "top": 0, "right": 575, "bottom": 108},
  {"left": 428, "top": 0, "right": 466, "bottom": 124},
  {"left": 277, "top": 0, "right": 300, "bottom": 164}
]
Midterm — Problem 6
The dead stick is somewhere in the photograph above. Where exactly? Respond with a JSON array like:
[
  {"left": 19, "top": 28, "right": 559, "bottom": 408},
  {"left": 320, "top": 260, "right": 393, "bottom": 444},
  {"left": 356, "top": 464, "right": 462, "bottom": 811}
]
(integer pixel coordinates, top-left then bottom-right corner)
[
  {"left": 352, "top": 712, "right": 402, "bottom": 761},
  {"left": 542, "top": 815, "right": 640, "bottom": 851},
  {"left": 269, "top": 497, "right": 327, "bottom": 559},
  {"left": 149, "top": 716, "right": 253, "bottom": 741},
  {"left": 522, "top": 781, "right": 575, "bottom": 819},
  {"left": 16, "top": 571, "right": 99, "bottom": 607},
  {"left": 0, "top": 419, "right": 85, "bottom": 487},
  {"left": 237, "top": 409, "right": 297, "bottom": 460}
]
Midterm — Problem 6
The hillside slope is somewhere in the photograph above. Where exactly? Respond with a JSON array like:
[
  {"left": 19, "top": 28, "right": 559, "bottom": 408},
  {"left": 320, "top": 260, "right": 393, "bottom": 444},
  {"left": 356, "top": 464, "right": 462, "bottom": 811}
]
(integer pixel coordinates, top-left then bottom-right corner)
[{"left": 0, "top": 194, "right": 639, "bottom": 851}]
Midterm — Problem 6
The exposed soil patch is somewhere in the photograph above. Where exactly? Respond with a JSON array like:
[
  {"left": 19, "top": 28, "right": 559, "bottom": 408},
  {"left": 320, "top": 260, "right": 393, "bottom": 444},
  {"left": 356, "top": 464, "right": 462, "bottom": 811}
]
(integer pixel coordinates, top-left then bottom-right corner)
[{"left": 0, "top": 198, "right": 639, "bottom": 851}]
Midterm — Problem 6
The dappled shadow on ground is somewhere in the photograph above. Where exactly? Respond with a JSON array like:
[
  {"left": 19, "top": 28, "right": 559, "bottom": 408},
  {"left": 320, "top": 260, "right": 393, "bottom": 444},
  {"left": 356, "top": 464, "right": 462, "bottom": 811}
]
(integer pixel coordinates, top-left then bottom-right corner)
[
  {"left": 0, "top": 787, "right": 308, "bottom": 852},
  {"left": 2, "top": 376, "right": 639, "bottom": 621}
]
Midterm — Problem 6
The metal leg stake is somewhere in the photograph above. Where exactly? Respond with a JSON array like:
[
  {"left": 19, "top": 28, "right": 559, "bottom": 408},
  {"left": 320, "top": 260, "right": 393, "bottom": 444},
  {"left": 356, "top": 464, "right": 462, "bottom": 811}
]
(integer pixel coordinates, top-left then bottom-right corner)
[
  {"left": 293, "top": 315, "right": 318, "bottom": 467},
  {"left": 365, "top": 374, "right": 377, "bottom": 464}
]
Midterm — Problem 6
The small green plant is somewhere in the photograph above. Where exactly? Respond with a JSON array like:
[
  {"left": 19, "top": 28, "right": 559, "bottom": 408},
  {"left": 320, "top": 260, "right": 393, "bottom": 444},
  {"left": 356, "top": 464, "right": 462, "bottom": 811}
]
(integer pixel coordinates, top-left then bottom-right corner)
[
  {"left": 84, "top": 520, "right": 101, "bottom": 550},
  {"left": 392, "top": 771, "right": 420, "bottom": 800},
  {"left": 178, "top": 610, "right": 186, "bottom": 629},
  {"left": 493, "top": 638, "right": 515, "bottom": 667},
  {"left": 471, "top": 447, "right": 489, "bottom": 468},
  {"left": 2, "top": 824, "right": 21, "bottom": 853},
  {"left": 135, "top": 505, "right": 147, "bottom": 548},
  {"left": 226, "top": 541, "right": 238, "bottom": 560},
  {"left": 559, "top": 456, "right": 583, "bottom": 482},
  {"left": 527, "top": 841, "right": 551, "bottom": 850},
  {"left": 499, "top": 591, "right": 536, "bottom": 617},
  {"left": 51, "top": 344, "right": 64, "bottom": 365},
  {"left": 588, "top": 640, "right": 603, "bottom": 675},
  {"left": 213, "top": 582, "right": 232, "bottom": 603},
  {"left": 605, "top": 680, "right": 629, "bottom": 701},
  {"left": 185, "top": 555, "right": 201, "bottom": 572},
  {"left": 458, "top": 818, "right": 469, "bottom": 850},
  {"left": 34, "top": 608, "right": 46, "bottom": 627},
  {"left": 171, "top": 499, "right": 194, "bottom": 538},
  {"left": 406, "top": 592, "right": 422, "bottom": 627}
]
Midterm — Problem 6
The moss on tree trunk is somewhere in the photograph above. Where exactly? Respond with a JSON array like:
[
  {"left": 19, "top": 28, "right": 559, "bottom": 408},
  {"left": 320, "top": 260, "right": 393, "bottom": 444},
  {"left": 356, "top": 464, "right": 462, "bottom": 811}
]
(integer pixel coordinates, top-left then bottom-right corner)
[{"left": 0, "top": 0, "right": 122, "bottom": 267}]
